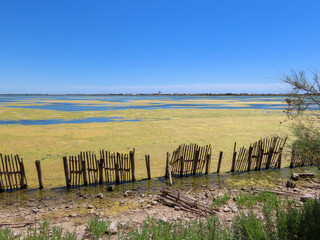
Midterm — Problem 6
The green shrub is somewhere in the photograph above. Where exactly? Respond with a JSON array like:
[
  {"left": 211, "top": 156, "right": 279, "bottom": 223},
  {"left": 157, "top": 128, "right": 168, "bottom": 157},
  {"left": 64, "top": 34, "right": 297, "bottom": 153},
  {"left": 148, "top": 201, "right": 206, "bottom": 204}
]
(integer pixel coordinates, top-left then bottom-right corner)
[
  {"left": 24, "top": 219, "right": 76, "bottom": 240},
  {"left": 0, "top": 228, "right": 16, "bottom": 240},
  {"left": 292, "top": 122, "right": 320, "bottom": 168},
  {"left": 232, "top": 210, "right": 269, "bottom": 240},
  {"left": 123, "top": 216, "right": 232, "bottom": 240},
  {"left": 212, "top": 194, "right": 230, "bottom": 208},
  {"left": 86, "top": 217, "right": 110, "bottom": 239},
  {"left": 277, "top": 199, "right": 320, "bottom": 240}
]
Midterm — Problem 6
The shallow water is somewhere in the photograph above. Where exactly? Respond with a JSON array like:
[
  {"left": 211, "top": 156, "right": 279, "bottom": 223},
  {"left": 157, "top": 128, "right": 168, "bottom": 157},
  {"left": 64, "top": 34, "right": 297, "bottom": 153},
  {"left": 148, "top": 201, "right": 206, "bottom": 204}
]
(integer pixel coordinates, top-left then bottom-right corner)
[
  {"left": 0, "top": 117, "right": 140, "bottom": 125},
  {"left": 1, "top": 166, "right": 318, "bottom": 205},
  {"left": 1, "top": 95, "right": 288, "bottom": 112}
]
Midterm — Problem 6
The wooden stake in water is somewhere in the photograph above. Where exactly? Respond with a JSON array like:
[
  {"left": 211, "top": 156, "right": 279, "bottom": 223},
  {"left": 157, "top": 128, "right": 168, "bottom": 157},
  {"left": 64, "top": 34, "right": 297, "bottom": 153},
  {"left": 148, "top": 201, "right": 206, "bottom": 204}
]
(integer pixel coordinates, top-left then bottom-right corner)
[
  {"left": 63, "top": 156, "right": 70, "bottom": 188},
  {"left": 35, "top": 160, "right": 43, "bottom": 189},
  {"left": 217, "top": 151, "right": 223, "bottom": 173}
]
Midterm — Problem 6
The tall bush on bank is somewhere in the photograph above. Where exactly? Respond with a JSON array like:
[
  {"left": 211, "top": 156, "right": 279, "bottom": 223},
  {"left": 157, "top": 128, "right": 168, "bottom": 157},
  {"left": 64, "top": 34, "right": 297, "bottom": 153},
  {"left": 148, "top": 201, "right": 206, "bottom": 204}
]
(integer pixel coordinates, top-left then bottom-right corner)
[{"left": 284, "top": 70, "right": 320, "bottom": 168}]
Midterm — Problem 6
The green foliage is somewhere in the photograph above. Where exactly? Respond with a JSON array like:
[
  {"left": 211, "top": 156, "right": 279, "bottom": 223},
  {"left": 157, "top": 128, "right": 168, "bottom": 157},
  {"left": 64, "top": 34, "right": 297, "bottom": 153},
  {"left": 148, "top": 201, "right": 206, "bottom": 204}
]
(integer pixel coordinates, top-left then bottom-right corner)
[
  {"left": 233, "top": 210, "right": 268, "bottom": 240},
  {"left": 284, "top": 69, "right": 320, "bottom": 168},
  {"left": 85, "top": 217, "right": 110, "bottom": 239},
  {"left": 212, "top": 194, "right": 230, "bottom": 208},
  {"left": 24, "top": 219, "right": 76, "bottom": 240},
  {"left": 277, "top": 199, "right": 320, "bottom": 240},
  {"left": 1, "top": 198, "right": 320, "bottom": 240},
  {"left": 292, "top": 122, "right": 320, "bottom": 168},
  {"left": 0, "top": 228, "right": 16, "bottom": 240},
  {"left": 235, "top": 191, "right": 280, "bottom": 209},
  {"left": 122, "top": 216, "right": 232, "bottom": 240}
]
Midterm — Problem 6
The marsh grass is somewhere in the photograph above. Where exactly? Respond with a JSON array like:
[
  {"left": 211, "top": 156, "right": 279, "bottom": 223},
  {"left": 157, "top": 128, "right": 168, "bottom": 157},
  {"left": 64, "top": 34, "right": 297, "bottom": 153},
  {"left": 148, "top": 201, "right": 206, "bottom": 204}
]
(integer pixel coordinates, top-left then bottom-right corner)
[
  {"left": 85, "top": 217, "right": 110, "bottom": 239},
  {"left": 19, "top": 219, "right": 76, "bottom": 240},
  {"left": 212, "top": 193, "right": 230, "bottom": 208},
  {"left": 121, "top": 216, "right": 231, "bottom": 240},
  {"left": 235, "top": 191, "right": 281, "bottom": 208}
]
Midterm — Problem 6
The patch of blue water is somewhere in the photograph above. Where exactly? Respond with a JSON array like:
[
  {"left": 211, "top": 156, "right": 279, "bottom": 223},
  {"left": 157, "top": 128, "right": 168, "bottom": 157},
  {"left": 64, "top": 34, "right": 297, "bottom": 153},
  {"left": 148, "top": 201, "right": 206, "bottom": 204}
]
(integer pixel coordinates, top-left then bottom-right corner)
[{"left": 0, "top": 117, "right": 140, "bottom": 125}]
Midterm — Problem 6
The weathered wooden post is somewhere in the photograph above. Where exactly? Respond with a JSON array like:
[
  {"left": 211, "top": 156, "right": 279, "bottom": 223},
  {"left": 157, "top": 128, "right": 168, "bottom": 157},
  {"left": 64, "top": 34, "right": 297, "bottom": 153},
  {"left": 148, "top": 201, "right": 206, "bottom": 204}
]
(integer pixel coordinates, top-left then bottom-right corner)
[
  {"left": 231, "top": 142, "right": 237, "bottom": 172},
  {"left": 166, "top": 156, "right": 172, "bottom": 185},
  {"left": 247, "top": 146, "right": 253, "bottom": 172},
  {"left": 115, "top": 162, "right": 120, "bottom": 184},
  {"left": 180, "top": 156, "right": 184, "bottom": 177},
  {"left": 192, "top": 149, "right": 200, "bottom": 175},
  {"left": 165, "top": 152, "right": 170, "bottom": 178},
  {"left": 81, "top": 156, "right": 88, "bottom": 186},
  {"left": 19, "top": 158, "right": 27, "bottom": 189},
  {"left": 266, "top": 147, "right": 274, "bottom": 169},
  {"left": 217, "top": 151, "right": 223, "bottom": 173},
  {"left": 99, "top": 158, "right": 104, "bottom": 184},
  {"left": 35, "top": 160, "right": 43, "bottom": 189},
  {"left": 130, "top": 149, "right": 136, "bottom": 181},
  {"left": 205, "top": 153, "right": 211, "bottom": 175},
  {"left": 145, "top": 154, "right": 151, "bottom": 180},
  {"left": 231, "top": 152, "right": 237, "bottom": 172},
  {"left": 63, "top": 156, "right": 71, "bottom": 188}
]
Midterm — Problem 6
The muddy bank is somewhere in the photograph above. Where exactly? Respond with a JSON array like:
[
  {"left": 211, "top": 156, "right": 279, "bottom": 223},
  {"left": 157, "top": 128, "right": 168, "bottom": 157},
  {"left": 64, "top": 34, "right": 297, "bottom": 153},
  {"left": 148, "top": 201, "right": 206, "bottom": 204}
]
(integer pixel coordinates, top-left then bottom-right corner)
[{"left": 0, "top": 166, "right": 319, "bottom": 239}]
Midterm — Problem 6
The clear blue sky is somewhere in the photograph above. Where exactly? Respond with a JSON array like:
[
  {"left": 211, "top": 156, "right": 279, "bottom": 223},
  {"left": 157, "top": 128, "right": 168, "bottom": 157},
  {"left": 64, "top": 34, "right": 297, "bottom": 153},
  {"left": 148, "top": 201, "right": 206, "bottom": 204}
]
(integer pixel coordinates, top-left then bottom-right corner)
[{"left": 1, "top": 0, "right": 320, "bottom": 94}]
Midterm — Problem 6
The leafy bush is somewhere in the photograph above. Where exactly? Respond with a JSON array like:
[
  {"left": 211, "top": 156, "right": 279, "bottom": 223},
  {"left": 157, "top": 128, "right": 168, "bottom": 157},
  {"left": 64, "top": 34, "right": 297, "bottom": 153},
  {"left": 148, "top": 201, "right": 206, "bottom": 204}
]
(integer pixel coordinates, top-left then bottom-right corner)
[{"left": 291, "top": 122, "right": 320, "bottom": 167}]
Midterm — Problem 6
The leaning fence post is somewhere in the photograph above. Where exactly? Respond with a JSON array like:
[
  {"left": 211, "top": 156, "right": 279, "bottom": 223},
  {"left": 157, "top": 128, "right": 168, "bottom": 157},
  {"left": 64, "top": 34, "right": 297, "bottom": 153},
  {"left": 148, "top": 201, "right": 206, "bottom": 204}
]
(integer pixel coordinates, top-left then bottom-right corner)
[
  {"left": 266, "top": 147, "right": 274, "bottom": 170},
  {"left": 19, "top": 159, "right": 27, "bottom": 189},
  {"left": 217, "top": 151, "right": 223, "bottom": 173},
  {"left": 35, "top": 160, "right": 43, "bottom": 189},
  {"left": 192, "top": 149, "right": 200, "bottom": 175},
  {"left": 81, "top": 157, "right": 88, "bottom": 186},
  {"left": 180, "top": 156, "right": 184, "bottom": 177},
  {"left": 165, "top": 152, "right": 170, "bottom": 178},
  {"left": 231, "top": 151, "right": 237, "bottom": 172},
  {"left": 115, "top": 162, "right": 120, "bottom": 184},
  {"left": 130, "top": 149, "right": 136, "bottom": 181},
  {"left": 247, "top": 146, "right": 253, "bottom": 171},
  {"left": 63, "top": 156, "right": 71, "bottom": 188},
  {"left": 99, "top": 158, "right": 104, "bottom": 184},
  {"left": 145, "top": 154, "right": 151, "bottom": 180},
  {"left": 205, "top": 153, "right": 211, "bottom": 174},
  {"left": 166, "top": 156, "right": 172, "bottom": 185},
  {"left": 231, "top": 142, "right": 237, "bottom": 172}
]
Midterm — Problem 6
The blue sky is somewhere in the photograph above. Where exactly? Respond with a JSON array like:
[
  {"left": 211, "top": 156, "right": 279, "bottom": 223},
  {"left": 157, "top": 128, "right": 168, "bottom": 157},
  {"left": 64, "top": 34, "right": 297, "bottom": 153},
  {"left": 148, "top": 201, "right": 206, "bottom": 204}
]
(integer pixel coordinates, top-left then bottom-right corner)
[{"left": 1, "top": 0, "right": 320, "bottom": 94}]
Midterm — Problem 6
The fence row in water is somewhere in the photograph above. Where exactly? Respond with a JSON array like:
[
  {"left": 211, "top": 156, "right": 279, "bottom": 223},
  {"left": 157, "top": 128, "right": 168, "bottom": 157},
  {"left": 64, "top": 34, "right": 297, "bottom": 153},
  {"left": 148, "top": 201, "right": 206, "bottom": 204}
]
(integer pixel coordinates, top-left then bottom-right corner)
[
  {"left": 0, "top": 136, "right": 311, "bottom": 192},
  {"left": 63, "top": 150, "right": 135, "bottom": 188}
]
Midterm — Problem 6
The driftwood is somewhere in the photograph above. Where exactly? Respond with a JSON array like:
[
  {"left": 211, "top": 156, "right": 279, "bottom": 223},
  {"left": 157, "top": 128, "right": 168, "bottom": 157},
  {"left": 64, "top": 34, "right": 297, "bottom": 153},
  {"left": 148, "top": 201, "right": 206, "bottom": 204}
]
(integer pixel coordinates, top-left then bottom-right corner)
[
  {"left": 291, "top": 173, "right": 315, "bottom": 181},
  {"left": 0, "top": 221, "right": 35, "bottom": 228},
  {"left": 159, "top": 188, "right": 217, "bottom": 216},
  {"left": 251, "top": 187, "right": 299, "bottom": 198}
]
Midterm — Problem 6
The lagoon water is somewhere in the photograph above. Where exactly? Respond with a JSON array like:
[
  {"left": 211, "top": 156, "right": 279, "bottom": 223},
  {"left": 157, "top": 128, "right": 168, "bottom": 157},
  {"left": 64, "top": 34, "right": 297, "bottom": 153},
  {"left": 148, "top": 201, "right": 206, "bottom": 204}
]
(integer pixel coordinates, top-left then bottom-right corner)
[{"left": 0, "top": 95, "right": 287, "bottom": 125}]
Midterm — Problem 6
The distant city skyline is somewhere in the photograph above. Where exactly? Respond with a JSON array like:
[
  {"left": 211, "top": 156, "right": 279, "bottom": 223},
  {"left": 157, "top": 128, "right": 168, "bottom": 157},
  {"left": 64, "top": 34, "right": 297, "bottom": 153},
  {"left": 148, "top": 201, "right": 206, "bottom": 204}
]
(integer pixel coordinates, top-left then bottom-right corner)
[{"left": 1, "top": 1, "right": 319, "bottom": 94}]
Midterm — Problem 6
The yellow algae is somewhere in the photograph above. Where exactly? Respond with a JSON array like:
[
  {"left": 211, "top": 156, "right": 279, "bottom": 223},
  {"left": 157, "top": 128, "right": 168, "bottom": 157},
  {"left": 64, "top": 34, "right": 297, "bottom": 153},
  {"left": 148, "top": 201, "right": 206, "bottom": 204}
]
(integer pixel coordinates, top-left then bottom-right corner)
[{"left": 0, "top": 107, "right": 291, "bottom": 189}]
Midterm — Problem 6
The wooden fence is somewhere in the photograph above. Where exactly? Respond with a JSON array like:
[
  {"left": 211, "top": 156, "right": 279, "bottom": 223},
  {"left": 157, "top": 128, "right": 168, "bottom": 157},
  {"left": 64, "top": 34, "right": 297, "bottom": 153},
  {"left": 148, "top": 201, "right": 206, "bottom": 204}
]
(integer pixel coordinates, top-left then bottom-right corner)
[
  {"left": 63, "top": 149, "right": 135, "bottom": 188},
  {"left": 231, "top": 137, "right": 287, "bottom": 172},
  {"left": 167, "top": 144, "right": 212, "bottom": 177},
  {"left": 0, "top": 153, "right": 27, "bottom": 191},
  {"left": 289, "top": 149, "right": 313, "bottom": 168}
]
